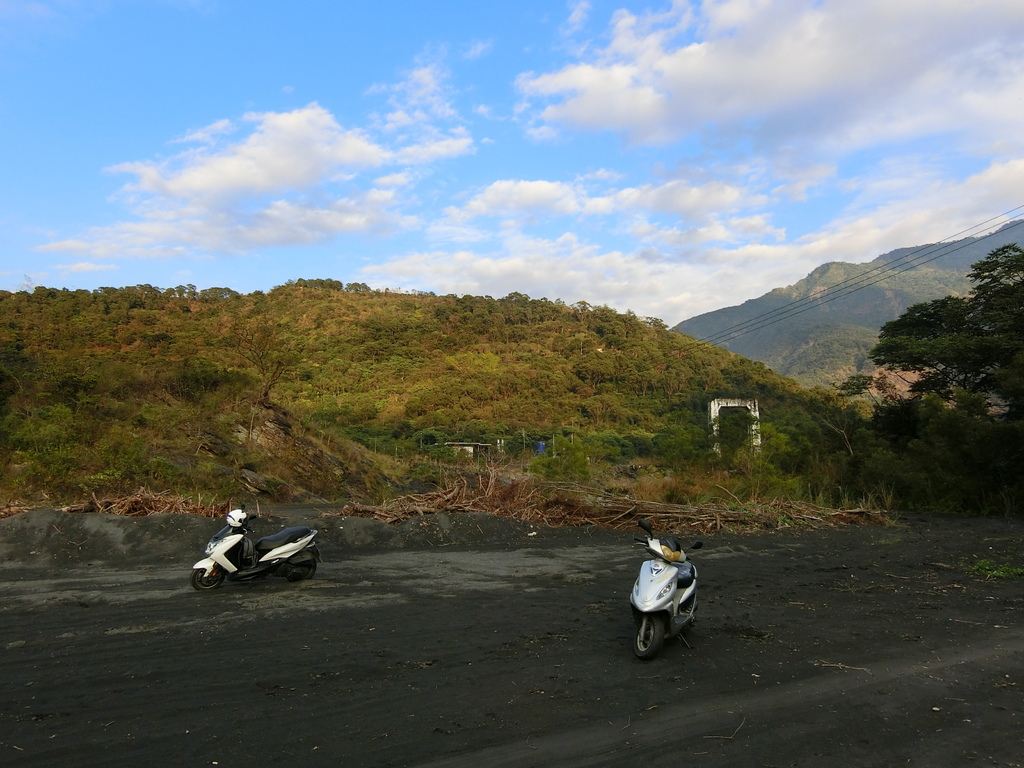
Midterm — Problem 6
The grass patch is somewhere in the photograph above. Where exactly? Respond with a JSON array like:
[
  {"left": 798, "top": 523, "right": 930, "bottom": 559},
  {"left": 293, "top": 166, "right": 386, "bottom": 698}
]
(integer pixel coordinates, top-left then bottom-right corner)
[{"left": 966, "top": 558, "right": 1024, "bottom": 580}]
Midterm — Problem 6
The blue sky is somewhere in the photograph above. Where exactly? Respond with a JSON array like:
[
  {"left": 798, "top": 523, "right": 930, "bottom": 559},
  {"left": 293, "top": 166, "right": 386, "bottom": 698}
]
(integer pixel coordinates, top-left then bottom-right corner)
[{"left": 2, "top": 0, "right": 1023, "bottom": 323}]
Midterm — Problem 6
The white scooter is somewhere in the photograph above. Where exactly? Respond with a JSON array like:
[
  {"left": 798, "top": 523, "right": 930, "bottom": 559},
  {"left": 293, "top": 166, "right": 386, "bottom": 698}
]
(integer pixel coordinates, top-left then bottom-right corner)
[
  {"left": 629, "top": 518, "right": 702, "bottom": 659},
  {"left": 190, "top": 508, "right": 321, "bottom": 590}
]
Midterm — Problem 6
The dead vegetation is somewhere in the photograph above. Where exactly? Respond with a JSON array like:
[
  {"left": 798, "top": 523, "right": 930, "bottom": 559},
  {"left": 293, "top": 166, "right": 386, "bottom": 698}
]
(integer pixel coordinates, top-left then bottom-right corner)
[
  {"left": 334, "top": 468, "right": 888, "bottom": 534},
  {"left": 0, "top": 500, "right": 32, "bottom": 520},
  {"left": 56, "top": 488, "right": 229, "bottom": 519},
  {"left": 6, "top": 472, "right": 887, "bottom": 534}
]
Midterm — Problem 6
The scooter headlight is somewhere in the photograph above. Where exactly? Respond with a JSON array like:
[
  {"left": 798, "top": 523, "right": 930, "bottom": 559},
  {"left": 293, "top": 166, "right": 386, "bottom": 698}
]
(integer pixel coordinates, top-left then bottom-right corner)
[
  {"left": 204, "top": 541, "right": 216, "bottom": 555},
  {"left": 657, "top": 582, "right": 674, "bottom": 600}
]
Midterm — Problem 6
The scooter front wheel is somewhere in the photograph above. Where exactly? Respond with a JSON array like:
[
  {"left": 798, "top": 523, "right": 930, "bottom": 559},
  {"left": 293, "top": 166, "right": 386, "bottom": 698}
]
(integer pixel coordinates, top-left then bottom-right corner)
[
  {"left": 633, "top": 614, "right": 666, "bottom": 660},
  {"left": 190, "top": 567, "right": 225, "bottom": 591}
]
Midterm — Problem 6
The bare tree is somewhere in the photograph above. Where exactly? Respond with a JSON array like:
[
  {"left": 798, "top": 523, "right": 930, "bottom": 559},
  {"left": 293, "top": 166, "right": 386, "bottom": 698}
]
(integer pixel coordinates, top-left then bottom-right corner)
[{"left": 228, "top": 318, "right": 299, "bottom": 405}]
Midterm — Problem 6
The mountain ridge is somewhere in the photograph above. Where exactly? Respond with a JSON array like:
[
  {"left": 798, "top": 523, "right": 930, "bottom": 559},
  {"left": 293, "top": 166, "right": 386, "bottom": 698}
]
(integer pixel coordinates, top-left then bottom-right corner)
[{"left": 673, "top": 222, "right": 1024, "bottom": 386}]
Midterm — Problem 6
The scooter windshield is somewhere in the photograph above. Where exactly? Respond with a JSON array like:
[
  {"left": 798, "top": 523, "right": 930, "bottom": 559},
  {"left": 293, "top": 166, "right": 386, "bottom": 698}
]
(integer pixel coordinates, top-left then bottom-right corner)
[{"left": 208, "top": 525, "right": 235, "bottom": 545}]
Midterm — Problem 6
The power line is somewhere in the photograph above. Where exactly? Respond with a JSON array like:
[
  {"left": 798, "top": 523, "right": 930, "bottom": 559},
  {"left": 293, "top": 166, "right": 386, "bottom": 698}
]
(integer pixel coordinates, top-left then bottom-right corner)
[
  {"left": 694, "top": 208, "right": 1024, "bottom": 346},
  {"left": 697, "top": 216, "right": 1024, "bottom": 346},
  {"left": 685, "top": 207, "right": 1024, "bottom": 349}
]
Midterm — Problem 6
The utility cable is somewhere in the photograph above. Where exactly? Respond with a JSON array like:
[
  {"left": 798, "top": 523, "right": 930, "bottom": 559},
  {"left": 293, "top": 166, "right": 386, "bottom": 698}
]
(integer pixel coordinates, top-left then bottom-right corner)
[
  {"left": 697, "top": 216, "right": 1024, "bottom": 346},
  {"left": 694, "top": 208, "right": 1024, "bottom": 346},
  {"left": 686, "top": 207, "right": 1024, "bottom": 348}
]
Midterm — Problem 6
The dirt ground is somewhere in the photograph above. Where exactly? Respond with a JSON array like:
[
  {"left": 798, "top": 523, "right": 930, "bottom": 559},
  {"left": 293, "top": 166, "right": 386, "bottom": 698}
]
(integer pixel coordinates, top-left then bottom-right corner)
[{"left": 0, "top": 507, "right": 1022, "bottom": 767}]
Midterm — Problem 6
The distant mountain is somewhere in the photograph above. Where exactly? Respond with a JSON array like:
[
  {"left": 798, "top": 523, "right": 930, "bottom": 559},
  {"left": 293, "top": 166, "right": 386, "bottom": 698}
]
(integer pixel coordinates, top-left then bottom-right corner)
[{"left": 673, "top": 222, "right": 1024, "bottom": 387}]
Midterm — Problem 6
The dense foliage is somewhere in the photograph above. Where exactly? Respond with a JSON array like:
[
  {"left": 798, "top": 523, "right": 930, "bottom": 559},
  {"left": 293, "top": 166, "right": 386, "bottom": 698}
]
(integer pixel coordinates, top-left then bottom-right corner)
[
  {"left": 858, "top": 243, "right": 1024, "bottom": 512},
  {"left": 0, "top": 280, "right": 864, "bottom": 506},
  {"left": 2, "top": 250, "right": 1020, "bottom": 515}
]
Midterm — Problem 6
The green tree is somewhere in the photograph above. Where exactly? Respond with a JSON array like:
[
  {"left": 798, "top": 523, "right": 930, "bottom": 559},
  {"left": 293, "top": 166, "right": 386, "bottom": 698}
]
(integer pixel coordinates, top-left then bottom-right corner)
[
  {"left": 871, "top": 243, "right": 1024, "bottom": 410},
  {"left": 652, "top": 423, "right": 709, "bottom": 469},
  {"left": 862, "top": 242, "right": 1024, "bottom": 511},
  {"left": 529, "top": 435, "right": 590, "bottom": 482},
  {"left": 870, "top": 296, "right": 997, "bottom": 399}
]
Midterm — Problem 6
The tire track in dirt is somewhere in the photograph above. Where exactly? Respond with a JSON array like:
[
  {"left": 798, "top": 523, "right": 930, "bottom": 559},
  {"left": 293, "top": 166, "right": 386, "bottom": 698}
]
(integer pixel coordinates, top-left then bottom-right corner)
[
  {"left": 418, "top": 630, "right": 1024, "bottom": 767},
  {"left": 1, "top": 511, "right": 1022, "bottom": 767}
]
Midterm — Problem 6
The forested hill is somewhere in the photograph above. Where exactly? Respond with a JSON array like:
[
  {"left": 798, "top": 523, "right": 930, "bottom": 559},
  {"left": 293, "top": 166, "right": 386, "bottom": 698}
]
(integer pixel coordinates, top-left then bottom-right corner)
[
  {"left": 0, "top": 281, "right": 826, "bottom": 504},
  {"left": 674, "top": 222, "right": 1024, "bottom": 387}
]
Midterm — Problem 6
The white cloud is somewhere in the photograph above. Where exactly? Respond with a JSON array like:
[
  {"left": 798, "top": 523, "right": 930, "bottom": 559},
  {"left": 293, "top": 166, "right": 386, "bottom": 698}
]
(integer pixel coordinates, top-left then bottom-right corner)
[
  {"left": 577, "top": 168, "right": 625, "bottom": 182},
  {"left": 425, "top": 221, "right": 493, "bottom": 245},
  {"left": 445, "top": 176, "right": 755, "bottom": 229},
  {"left": 175, "top": 118, "right": 234, "bottom": 145},
  {"left": 360, "top": 229, "right": 802, "bottom": 321},
  {"left": 110, "top": 104, "right": 391, "bottom": 204},
  {"left": 39, "top": 101, "right": 473, "bottom": 260},
  {"left": 464, "top": 40, "right": 492, "bottom": 60},
  {"left": 364, "top": 232, "right": 612, "bottom": 303},
  {"left": 518, "top": 62, "right": 671, "bottom": 143},
  {"left": 371, "top": 62, "right": 460, "bottom": 131},
  {"left": 392, "top": 129, "right": 474, "bottom": 164},
  {"left": 375, "top": 172, "right": 411, "bottom": 187},
  {"left": 39, "top": 189, "right": 416, "bottom": 259},
  {"left": 240, "top": 195, "right": 416, "bottom": 247},
  {"left": 363, "top": 154, "right": 1024, "bottom": 322},
  {"left": 482, "top": 0, "right": 1024, "bottom": 320},
  {"left": 518, "top": 0, "right": 1024, "bottom": 156},
  {"left": 24, "top": 3, "right": 1024, "bottom": 322},
  {"left": 769, "top": 161, "right": 836, "bottom": 202},
  {"left": 792, "top": 156, "right": 1024, "bottom": 263},
  {"left": 609, "top": 179, "right": 752, "bottom": 217},
  {"left": 55, "top": 261, "right": 118, "bottom": 273},
  {"left": 447, "top": 180, "right": 583, "bottom": 222},
  {"left": 628, "top": 213, "right": 784, "bottom": 250},
  {"left": 525, "top": 123, "right": 559, "bottom": 142},
  {"left": 564, "top": 1, "right": 592, "bottom": 36}
]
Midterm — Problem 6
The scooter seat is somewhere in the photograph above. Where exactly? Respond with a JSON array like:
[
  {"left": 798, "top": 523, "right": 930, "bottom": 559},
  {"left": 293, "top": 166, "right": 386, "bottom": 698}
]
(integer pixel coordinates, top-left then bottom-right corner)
[{"left": 255, "top": 526, "right": 313, "bottom": 552}]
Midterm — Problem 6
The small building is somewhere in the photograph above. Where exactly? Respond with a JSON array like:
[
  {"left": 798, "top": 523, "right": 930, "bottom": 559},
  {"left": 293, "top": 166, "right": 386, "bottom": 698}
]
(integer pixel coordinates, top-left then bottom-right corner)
[{"left": 444, "top": 442, "right": 493, "bottom": 457}]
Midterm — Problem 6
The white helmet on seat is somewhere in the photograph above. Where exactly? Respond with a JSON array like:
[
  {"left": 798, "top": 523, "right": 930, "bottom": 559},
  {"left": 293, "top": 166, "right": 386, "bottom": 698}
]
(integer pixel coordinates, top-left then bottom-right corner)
[{"left": 226, "top": 509, "right": 247, "bottom": 527}]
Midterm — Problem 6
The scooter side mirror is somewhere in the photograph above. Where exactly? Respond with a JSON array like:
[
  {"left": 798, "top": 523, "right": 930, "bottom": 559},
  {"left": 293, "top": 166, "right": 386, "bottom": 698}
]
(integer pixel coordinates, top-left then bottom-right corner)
[
  {"left": 638, "top": 518, "right": 653, "bottom": 534},
  {"left": 690, "top": 541, "right": 703, "bottom": 550}
]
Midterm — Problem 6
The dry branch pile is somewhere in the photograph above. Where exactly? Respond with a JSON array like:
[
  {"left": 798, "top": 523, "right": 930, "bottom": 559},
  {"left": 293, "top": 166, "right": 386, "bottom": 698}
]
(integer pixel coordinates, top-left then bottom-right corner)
[
  {"left": 338, "top": 470, "right": 547, "bottom": 524},
  {"left": 58, "top": 488, "right": 229, "bottom": 519},
  {"left": 0, "top": 500, "right": 32, "bottom": 521},
  {"left": 334, "top": 470, "right": 887, "bottom": 534},
  {"left": 13, "top": 474, "right": 886, "bottom": 534}
]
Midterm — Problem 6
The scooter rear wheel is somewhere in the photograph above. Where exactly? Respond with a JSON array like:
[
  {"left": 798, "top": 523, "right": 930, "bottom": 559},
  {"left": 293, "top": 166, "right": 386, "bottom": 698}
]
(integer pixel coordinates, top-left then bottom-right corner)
[
  {"left": 284, "top": 561, "right": 315, "bottom": 581},
  {"left": 633, "top": 614, "right": 666, "bottom": 660},
  {"left": 190, "top": 567, "right": 225, "bottom": 591}
]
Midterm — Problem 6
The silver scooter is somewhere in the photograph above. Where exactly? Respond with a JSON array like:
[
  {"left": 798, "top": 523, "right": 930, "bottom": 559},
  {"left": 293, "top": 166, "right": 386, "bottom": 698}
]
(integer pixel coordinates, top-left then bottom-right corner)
[{"left": 629, "top": 518, "right": 702, "bottom": 659}]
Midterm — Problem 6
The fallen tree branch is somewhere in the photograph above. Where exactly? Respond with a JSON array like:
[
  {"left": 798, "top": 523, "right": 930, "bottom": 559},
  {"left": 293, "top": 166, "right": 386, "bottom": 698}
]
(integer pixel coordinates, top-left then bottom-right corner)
[
  {"left": 58, "top": 488, "right": 228, "bottom": 519},
  {"left": 327, "top": 471, "right": 890, "bottom": 533}
]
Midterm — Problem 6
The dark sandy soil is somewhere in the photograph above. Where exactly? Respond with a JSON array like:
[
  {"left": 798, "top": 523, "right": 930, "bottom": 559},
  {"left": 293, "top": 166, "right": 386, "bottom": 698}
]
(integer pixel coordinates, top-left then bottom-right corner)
[{"left": 0, "top": 508, "right": 1022, "bottom": 767}]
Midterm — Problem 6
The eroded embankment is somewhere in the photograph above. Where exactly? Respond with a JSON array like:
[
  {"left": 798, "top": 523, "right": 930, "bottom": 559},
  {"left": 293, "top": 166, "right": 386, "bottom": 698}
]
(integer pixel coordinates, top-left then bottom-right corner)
[{"left": 0, "top": 507, "right": 621, "bottom": 568}]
